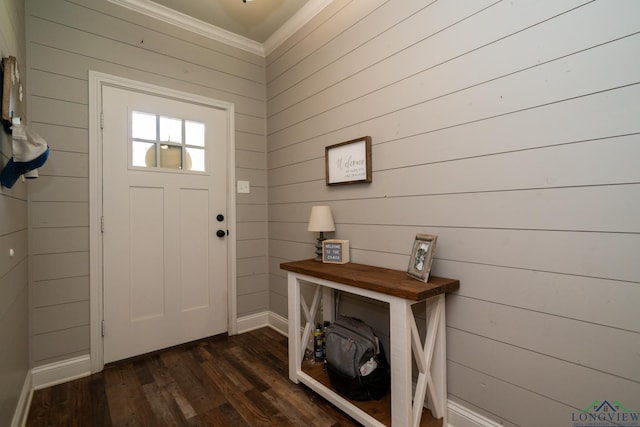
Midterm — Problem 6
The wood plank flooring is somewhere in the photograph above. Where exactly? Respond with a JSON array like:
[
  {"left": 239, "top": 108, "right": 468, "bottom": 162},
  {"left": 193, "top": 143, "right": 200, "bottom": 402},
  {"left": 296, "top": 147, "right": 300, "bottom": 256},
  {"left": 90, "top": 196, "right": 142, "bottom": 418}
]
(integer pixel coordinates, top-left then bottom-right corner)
[{"left": 26, "top": 327, "right": 441, "bottom": 426}]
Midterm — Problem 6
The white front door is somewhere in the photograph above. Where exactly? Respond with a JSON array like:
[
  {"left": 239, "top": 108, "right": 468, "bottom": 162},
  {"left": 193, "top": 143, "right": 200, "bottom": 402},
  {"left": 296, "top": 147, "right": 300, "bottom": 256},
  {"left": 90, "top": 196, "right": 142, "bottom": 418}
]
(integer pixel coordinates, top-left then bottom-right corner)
[{"left": 101, "top": 86, "right": 228, "bottom": 363}]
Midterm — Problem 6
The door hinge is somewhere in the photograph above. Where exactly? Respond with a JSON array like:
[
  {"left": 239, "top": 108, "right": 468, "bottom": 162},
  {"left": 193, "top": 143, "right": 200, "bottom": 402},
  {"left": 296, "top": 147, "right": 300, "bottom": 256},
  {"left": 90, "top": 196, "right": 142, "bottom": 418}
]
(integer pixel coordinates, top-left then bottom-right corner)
[
  {"left": 101, "top": 216, "right": 105, "bottom": 233},
  {"left": 101, "top": 320, "right": 105, "bottom": 337},
  {"left": 100, "top": 112, "right": 104, "bottom": 129}
]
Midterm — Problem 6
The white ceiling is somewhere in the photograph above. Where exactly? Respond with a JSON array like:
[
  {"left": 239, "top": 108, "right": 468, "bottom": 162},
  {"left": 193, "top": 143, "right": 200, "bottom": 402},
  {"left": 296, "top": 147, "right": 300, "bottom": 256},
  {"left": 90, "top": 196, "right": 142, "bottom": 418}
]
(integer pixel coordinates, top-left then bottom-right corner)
[{"left": 107, "top": 0, "right": 332, "bottom": 56}]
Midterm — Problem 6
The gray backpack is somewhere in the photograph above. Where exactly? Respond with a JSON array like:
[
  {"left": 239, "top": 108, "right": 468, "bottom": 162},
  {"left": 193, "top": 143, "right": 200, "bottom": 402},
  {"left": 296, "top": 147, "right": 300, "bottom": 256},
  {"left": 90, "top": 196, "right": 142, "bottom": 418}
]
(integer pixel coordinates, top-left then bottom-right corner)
[{"left": 324, "top": 316, "right": 390, "bottom": 400}]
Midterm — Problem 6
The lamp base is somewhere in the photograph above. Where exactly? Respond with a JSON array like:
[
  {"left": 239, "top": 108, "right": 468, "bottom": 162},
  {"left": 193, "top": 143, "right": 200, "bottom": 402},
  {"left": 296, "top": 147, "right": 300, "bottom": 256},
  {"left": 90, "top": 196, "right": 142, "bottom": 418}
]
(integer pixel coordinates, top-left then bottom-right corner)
[{"left": 315, "top": 233, "right": 327, "bottom": 261}]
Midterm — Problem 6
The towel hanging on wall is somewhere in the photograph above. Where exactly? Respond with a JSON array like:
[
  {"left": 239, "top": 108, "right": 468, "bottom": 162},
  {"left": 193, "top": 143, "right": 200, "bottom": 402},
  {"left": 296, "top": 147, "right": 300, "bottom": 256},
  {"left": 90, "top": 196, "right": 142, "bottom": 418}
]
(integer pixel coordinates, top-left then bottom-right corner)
[{"left": 0, "top": 123, "right": 49, "bottom": 188}]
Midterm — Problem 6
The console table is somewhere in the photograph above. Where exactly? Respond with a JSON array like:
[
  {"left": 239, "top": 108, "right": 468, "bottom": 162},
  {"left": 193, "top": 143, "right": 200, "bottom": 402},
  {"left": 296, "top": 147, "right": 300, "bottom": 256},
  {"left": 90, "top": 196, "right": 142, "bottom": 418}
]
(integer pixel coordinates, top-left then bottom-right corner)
[{"left": 281, "top": 259, "right": 459, "bottom": 427}]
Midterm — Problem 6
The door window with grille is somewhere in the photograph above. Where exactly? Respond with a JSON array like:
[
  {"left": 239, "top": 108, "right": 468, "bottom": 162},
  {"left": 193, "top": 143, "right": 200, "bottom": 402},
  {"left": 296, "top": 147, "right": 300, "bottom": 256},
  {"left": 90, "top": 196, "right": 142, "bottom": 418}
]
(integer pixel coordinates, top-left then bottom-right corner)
[{"left": 131, "top": 111, "right": 206, "bottom": 172}]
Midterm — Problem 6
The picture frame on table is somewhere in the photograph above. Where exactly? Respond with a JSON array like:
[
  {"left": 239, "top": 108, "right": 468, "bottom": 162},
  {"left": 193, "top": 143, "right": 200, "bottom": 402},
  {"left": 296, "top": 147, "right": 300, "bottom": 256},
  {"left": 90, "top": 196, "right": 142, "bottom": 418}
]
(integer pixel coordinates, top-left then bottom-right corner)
[
  {"left": 325, "top": 136, "right": 372, "bottom": 185},
  {"left": 407, "top": 234, "right": 438, "bottom": 282}
]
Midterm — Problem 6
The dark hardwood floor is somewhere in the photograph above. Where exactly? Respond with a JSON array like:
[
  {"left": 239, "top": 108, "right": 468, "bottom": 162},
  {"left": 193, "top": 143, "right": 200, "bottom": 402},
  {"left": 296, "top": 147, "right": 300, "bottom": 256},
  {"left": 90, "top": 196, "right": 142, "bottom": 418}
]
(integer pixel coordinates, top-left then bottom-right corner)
[{"left": 26, "top": 327, "right": 441, "bottom": 426}]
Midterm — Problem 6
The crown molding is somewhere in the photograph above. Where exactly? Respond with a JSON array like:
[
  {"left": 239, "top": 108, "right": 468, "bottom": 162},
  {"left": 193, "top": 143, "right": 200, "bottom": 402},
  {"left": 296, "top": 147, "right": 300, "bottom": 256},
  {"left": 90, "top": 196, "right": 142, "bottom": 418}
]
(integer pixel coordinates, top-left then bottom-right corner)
[
  {"left": 263, "top": 0, "right": 333, "bottom": 56},
  {"left": 106, "top": 0, "right": 333, "bottom": 58},
  {"left": 106, "top": 0, "right": 264, "bottom": 56}
]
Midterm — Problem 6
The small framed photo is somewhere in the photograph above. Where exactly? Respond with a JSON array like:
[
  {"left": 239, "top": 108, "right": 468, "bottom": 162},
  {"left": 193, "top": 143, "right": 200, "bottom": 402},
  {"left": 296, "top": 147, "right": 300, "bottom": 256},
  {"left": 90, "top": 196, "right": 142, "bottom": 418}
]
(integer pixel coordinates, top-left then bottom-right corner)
[
  {"left": 325, "top": 136, "right": 372, "bottom": 185},
  {"left": 322, "top": 239, "right": 350, "bottom": 264},
  {"left": 407, "top": 234, "right": 437, "bottom": 282}
]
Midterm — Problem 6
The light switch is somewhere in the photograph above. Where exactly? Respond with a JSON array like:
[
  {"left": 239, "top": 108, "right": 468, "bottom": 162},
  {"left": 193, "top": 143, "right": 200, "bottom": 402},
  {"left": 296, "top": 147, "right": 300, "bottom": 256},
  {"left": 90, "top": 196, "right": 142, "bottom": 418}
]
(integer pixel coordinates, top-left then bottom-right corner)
[{"left": 237, "top": 180, "right": 250, "bottom": 193}]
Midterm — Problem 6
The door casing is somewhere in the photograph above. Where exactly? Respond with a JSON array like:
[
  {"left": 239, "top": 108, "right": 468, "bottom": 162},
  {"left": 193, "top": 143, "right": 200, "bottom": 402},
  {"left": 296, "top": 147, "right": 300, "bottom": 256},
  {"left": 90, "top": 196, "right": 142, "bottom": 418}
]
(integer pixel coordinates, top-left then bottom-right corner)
[{"left": 88, "top": 71, "right": 238, "bottom": 373}]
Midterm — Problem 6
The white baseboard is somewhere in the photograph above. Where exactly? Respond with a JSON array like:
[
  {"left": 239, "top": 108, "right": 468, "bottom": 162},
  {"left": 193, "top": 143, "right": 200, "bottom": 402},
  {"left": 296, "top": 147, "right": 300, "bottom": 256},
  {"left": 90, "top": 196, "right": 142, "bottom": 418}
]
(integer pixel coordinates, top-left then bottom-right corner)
[
  {"left": 31, "top": 355, "right": 91, "bottom": 391},
  {"left": 447, "top": 400, "right": 502, "bottom": 427},
  {"left": 10, "top": 371, "right": 32, "bottom": 427},
  {"left": 267, "top": 311, "right": 288, "bottom": 336},
  {"left": 236, "top": 310, "right": 288, "bottom": 336},
  {"left": 236, "top": 311, "right": 270, "bottom": 333}
]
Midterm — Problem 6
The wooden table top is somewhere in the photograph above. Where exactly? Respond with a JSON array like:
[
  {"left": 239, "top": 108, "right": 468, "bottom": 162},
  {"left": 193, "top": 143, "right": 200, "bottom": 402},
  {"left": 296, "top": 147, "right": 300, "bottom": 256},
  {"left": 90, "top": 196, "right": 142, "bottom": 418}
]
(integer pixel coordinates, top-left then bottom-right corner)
[{"left": 280, "top": 259, "right": 459, "bottom": 301}]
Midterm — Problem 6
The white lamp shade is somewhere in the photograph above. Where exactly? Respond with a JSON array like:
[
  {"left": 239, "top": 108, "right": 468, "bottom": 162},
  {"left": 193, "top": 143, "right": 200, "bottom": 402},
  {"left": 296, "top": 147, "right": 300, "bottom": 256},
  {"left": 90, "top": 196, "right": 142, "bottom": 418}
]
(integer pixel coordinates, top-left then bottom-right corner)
[{"left": 307, "top": 206, "right": 335, "bottom": 232}]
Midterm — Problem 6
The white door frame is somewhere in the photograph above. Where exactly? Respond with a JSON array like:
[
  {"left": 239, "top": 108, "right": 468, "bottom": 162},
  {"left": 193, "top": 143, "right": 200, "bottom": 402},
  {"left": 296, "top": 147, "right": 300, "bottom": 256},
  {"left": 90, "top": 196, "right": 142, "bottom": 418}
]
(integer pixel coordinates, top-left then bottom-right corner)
[{"left": 88, "top": 71, "right": 237, "bottom": 373}]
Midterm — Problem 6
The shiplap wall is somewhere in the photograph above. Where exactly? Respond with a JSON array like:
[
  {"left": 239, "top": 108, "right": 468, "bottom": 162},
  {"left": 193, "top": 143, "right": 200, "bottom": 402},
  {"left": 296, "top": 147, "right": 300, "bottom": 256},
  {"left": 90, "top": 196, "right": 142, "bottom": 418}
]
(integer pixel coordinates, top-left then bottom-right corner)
[
  {"left": 266, "top": 0, "right": 640, "bottom": 425},
  {"left": 26, "top": 0, "right": 268, "bottom": 367},
  {"left": 0, "top": 0, "right": 28, "bottom": 422}
]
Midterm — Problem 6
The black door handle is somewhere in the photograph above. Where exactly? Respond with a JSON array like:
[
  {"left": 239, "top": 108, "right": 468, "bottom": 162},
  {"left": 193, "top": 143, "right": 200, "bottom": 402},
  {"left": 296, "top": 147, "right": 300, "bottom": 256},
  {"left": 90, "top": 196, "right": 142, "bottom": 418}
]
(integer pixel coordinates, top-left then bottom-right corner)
[{"left": 216, "top": 229, "right": 226, "bottom": 238}]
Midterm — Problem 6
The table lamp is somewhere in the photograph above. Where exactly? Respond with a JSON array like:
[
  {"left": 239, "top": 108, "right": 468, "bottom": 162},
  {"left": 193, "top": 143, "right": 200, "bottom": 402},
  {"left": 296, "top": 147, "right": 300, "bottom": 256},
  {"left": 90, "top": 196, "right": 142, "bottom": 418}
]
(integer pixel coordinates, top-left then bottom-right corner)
[{"left": 308, "top": 205, "right": 335, "bottom": 261}]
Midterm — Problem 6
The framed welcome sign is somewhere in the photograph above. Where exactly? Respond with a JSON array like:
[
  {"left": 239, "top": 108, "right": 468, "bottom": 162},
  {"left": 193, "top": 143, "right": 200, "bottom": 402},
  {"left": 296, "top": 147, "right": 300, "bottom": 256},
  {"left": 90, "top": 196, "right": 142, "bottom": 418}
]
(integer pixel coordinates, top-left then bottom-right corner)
[
  {"left": 322, "top": 239, "right": 350, "bottom": 264},
  {"left": 325, "top": 136, "right": 372, "bottom": 185}
]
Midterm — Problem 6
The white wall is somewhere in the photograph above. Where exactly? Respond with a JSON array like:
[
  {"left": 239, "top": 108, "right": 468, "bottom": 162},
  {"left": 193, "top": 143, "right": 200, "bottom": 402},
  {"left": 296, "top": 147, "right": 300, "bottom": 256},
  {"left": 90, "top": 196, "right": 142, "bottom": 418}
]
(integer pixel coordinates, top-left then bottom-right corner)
[
  {"left": 0, "top": 0, "right": 29, "bottom": 423},
  {"left": 25, "top": 0, "right": 269, "bottom": 367},
  {"left": 266, "top": 1, "right": 640, "bottom": 425}
]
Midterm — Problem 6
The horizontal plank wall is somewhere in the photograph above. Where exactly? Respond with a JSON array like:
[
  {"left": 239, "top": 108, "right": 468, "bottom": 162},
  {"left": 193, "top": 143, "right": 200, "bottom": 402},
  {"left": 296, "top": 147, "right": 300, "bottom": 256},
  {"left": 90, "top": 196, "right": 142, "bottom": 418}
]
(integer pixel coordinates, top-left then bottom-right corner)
[
  {"left": 266, "top": 0, "right": 640, "bottom": 425},
  {"left": 0, "top": 0, "right": 30, "bottom": 424},
  {"left": 26, "top": 0, "right": 268, "bottom": 367}
]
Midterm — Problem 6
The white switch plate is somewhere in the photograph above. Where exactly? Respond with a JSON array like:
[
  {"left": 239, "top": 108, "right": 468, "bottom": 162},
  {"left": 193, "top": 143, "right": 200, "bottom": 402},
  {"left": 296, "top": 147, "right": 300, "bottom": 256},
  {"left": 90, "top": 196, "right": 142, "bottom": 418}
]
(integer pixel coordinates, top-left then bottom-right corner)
[{"left": 237, "top": 180, "right": 250, "bottom": 193}]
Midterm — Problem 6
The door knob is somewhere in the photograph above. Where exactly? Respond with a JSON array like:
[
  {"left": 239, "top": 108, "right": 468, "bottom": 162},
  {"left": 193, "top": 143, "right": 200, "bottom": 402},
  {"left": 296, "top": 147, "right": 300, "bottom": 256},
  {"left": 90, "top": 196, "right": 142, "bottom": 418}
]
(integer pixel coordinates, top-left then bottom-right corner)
[{"left": 216, "top": 229, "right": 226, "bottom": 238}]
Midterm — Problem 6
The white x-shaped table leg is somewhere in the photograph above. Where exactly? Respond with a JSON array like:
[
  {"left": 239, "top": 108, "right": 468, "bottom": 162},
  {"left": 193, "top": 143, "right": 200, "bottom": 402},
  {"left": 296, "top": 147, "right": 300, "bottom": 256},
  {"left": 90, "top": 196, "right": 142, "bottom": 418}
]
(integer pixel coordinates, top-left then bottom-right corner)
[
  {"left": 409, "top": 294, "right": 447, "bottom": 427},
  {"left": 298, "top": 284, "right": 322, "bottom": 362}
]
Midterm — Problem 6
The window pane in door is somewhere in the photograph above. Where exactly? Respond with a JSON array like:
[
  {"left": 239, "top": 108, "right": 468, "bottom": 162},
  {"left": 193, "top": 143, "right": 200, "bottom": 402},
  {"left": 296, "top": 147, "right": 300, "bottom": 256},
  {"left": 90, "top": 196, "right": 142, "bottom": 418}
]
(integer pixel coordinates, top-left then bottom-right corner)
[
  {"left": 132, "top": 112, "right": 156, "bottom": 140},
  {"left": 159, "top": 145, "right": 183, "bottom": 169},
  {"left": 185, "top": 147, "right": 205, "bottom": 172},
  {"left": 160, "top": 117, "right": 182, "bottom": 143},
  {"left": 130, "top": 111, "right": 206, "bottom": 172},
  {"left": 185, "top": 121, "right": 205, "bottom": 147},
  {"left": 132, "top": 141, "right": 155, "bottom": 167}
]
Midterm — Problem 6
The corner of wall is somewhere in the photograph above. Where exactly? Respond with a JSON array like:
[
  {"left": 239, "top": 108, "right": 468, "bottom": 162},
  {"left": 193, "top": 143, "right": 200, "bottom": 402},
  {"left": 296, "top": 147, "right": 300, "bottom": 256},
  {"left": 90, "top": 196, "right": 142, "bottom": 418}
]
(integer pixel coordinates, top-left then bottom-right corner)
[
  {"left": 10, "top": 372, "right": 32, "bottom": 427},
  {"left": 236, "top": 310, "right": 288, "bottom": 336},
  {"left": 31, "top": 355, "right": 91, "bottom": 391}
]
